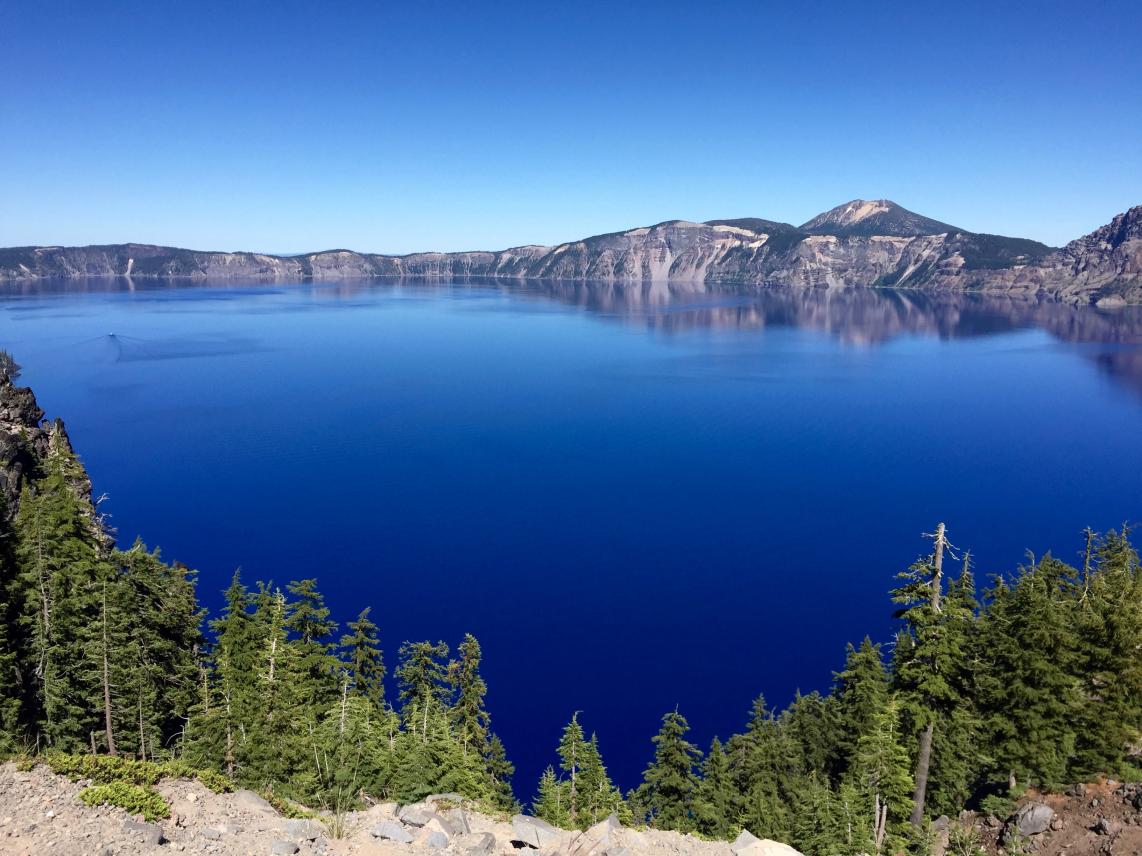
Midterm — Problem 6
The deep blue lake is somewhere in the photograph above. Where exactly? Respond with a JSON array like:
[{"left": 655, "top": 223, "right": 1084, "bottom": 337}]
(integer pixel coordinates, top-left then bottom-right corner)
[{"left": 3, "top": 278, "right": 1141, "bottom": 793}]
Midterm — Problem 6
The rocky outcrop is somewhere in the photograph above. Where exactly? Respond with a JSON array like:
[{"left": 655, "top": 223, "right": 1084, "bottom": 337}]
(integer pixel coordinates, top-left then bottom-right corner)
[
  {"left": 2, "top": 202, "right": 1140, "bottom": 304},
  {"left": 0, "top": 361, "right": 93, "bottom": 520},
  {"left": 0, "top": 762, "right": 807, "bottom": 856}
]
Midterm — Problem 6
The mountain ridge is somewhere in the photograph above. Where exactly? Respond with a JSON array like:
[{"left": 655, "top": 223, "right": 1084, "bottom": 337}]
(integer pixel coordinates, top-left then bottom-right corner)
[{"left": 2, "top": 201, "right": 1140, "bottom": 305}]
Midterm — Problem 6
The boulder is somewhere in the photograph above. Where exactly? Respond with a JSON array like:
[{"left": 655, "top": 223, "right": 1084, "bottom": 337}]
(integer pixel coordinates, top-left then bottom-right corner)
[
  {"left": 443, "top": 806, "right": 472, "bottom": 835},
  {"left": 512, "top": 814, "right": 563, "bottom": 849},
  {"left": 270, "top": 842, "right": 300, "bottom": 856},
  {"left": 122, "top": 819, "right": 165, "bottom": 846},
  {"left": 399, "top": 803, "right": 439, "bottom": 827},
  {"left": 573, "top": 813, "right": 621, "bottom": 855},
  {"left": 1008, "top": 802, "right": 1055, "bottom": 838},
  {"left": 730, "top": 829, "right": 805, "bottom": 856},
  {"left": 371, "top": 820, "right": 414, "bottom": 843},
  {"left": 233, "top": 789, "right": 277, "bottom": 815},
  {"left": 455, "top": 832, "right": 498, "bottom": 855},
  {"left": 200, "top": 827, "right": 223, "bottom": 840},
  {"left": 415, "top": 824, "right": 451, "bottom": 849},
  {"left": 284, "top": 818, "right": 323, "bottom": 841}
]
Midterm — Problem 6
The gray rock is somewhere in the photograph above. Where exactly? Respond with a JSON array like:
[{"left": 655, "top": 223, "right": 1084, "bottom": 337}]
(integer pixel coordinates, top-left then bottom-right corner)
[
  {"left": 122, "top": 819, "right": 165, "bottom": 846},
  {"left": 1095, "top": 817, "right": 1121, "bottom": 836},
  {"left": 1012, "top": 802, "right": 1055, "bottom": 837},
  {"left": 442, "top": 806, "right": 471, "bottom": 835},
  {"left": 270, "top": 841, "right": 300, "bottom": 856},
  {"left": 512, "top": 814, "right": 562, "bottom": 849},
  {"left": 233, "top": 789, "right": 277, "bottom": 815},
  {"left": 455, "top": 832, "right": 497, "bottom": 855},
  {"left": 284, "top": 818, "right": 322, "bottom": 841},
  {"left": 200, "top": 827, "right": 223, "bottom": 840},
  {"left": 422, "top": 829, "right": 450, "bottom": 849},
  {"left": 370, "top": 820, "right": 414, "bottom": 844},
  {"left": 398, "top": 803, "right": 438, "bottom": 827},
  {"left": 730, "top": 830, "right": 806, "bottom": 856}
]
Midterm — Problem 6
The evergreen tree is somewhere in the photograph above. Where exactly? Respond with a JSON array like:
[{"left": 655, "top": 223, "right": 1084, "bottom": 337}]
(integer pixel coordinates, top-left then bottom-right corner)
[
  {"left": 578, "top": 732, "right": 625, "bottom": 826},
  {"left": 693, "top": 737, "right": 735, "bottom": 839},
  {"left": 556, "top": 712, "right": 589, "bottom": 826},
  {"left": 890, "top": 524, "right": 974, "bottom": 825},
  {"left": 1073, "top": 527, "right": 1142, "bottom": 777},
  {"left": 834, "top": 637, "right": 890, "bottom": 775},
  {"left": 847, "top": 695, "right": 914, "bottom": 854},
  {"left": 486, "top": 733, "right": 520, "bottom": 813},
  {"left": 449, "top": 633, "right": 490, "bottom": 757},
  {"left": 636, "top": 709, "right": 701, "bottom": 831},
  {"left": 727, "top": 696, "right": 791, "bottom": 841},
  {"left": 13, "top": 444, "right": 109, "bottom": 751},
  {"left": 975, "top": 555, "right": 1080, "bottom": 788},
  {"left": 340, "top": 607, "right": 385, "bottom": 709},
  {"left": 533, "top": 765, "right": 571, "bottom": 827},
  {"left": 396, "top": 640, "right": 450, "bottom": 732}
]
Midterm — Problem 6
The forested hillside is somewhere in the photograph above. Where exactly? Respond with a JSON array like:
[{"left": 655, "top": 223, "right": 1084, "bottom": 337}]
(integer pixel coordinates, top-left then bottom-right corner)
[{"left": 1, "top": 352, "right": 1139, "bottom": 855}]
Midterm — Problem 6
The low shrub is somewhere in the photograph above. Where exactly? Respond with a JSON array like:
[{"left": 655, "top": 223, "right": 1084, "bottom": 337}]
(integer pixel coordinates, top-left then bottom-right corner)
[{"left": 78, "top": 781, "right": 170, "bottom": 821}]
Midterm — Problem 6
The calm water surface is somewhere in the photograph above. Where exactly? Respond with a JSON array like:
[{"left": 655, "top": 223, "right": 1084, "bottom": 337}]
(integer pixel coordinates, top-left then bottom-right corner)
[{"left": 3, "top": 279, "right": 1141, "bottom": 790}]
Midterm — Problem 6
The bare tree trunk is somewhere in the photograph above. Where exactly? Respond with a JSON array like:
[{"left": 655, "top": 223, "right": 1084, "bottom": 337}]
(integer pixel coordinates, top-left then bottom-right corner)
[
  {"left": 101, "top": 585, "right": 117, "bottom": 756},
  {"left": 910, "top": 522, "right": 945, "bottom": 827},
  {"left": 910, "top": 722, "right": 934, "bottom": 827},
  {"left": 138, "top": 695, "right": 146, "bottom": 762},
  {"left": 338, "top": 675, "right": 349, "bottom": 737},
  {"left": 224, "top": 690, "right": 235, "bottom": 778}
]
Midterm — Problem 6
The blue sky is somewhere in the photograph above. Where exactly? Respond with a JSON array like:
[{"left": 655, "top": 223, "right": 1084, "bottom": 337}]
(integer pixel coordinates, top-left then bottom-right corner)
[{"left": 2, "top": 0, "right": 1140, "bottom": 252}]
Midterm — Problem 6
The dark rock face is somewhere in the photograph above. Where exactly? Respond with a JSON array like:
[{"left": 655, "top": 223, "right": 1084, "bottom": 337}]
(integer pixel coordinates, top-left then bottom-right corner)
[
  {"left": 2, "top": 203, "right": 1140, "bottom": 304},
  {"left": 0, "top": 369, "right": 93, "bottom": 520}
]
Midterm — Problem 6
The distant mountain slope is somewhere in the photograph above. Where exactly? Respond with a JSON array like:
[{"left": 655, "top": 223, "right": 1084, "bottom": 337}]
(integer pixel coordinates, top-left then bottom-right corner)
[
  {"left": 2, "top": 202, "right": 1140, "bottom": 305},
  {"left": 800, "top": 199, "right": 961, "bottom": 237}
]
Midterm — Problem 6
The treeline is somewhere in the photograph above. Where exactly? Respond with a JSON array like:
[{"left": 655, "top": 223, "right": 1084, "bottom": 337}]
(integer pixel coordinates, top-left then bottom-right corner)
[
  {"left": 526, "top": 524, "right": 1142, "bottom": 854},
  {"left": 0, "top": 418, "right": 517, "bottom": 813},
  {"left": 1, "top": 359, "right": 1141, "bottom": 855}
]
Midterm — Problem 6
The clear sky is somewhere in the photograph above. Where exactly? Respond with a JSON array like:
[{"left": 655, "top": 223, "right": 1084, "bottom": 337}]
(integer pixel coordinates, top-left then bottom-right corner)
[{"left": 3, "top": 0, "right": 1140, "bottom": 253}]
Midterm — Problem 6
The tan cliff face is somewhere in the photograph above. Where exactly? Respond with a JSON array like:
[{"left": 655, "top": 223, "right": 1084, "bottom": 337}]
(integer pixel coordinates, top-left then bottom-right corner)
[{"left": 2, "top": 203, "right": 1140, "bottom": 304}]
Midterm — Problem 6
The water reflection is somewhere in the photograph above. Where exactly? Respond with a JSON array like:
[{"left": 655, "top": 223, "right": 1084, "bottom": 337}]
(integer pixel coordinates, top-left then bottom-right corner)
[{"left": 5, "top": 276, "right": 1142, "bottom": 392}]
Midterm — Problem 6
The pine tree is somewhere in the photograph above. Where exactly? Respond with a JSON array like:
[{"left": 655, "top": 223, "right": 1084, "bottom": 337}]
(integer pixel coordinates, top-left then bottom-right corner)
[
  {"left": 834, "top": 637, "right": 890, "bottom": 775},
  {"left": 1073, "top": 527, "right": 1142, "bottom": 777},
  {"left": 340, "top": 607, "right": 385, "bottom": 709},
  {"left": 396, "top": 640, "right": 450, "bottom": 733},
  {"left": 693, "top": 737, "right": 735, "bottom": 838},
  {"left": 285, "top": 578, "right": 339, "bottom": 712},
  {"left": 13, "top": 445, "right": 109, "bottom": 751},
  {"left": 486, "top": 733, "right": 520, "bottom": 812},
  {"left": 533, "top": 765, "right": 571, "bottom": 827},
  {"left": 847, "top": 694, "right": 914, "bottom": 854},
  {"left": 890, "top": 524, "right": 974, "bottom": 825},
  {"left": 727, "top": 696, "right": 791, "bottom": 841},
  {"left": 975, "top": 555, "right": 1080, "bottom": 788},
  {"left": 578, "top": 732, "right": 625, "bottom": 827},
  {"left": 449, "top": 633, "right": 490, "bottom": 758},
  {"left": 556, "top": 712, "right": 589, "bottom": 826},
  {"left": 636, "top": 709, "right": 701, "bottom": 831}
]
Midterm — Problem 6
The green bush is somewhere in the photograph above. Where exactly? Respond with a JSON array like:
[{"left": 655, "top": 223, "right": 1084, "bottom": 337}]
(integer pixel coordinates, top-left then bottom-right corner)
[
  {"left": 79, "top": 781, "right": 170, "bottom": 821},
  {"left": 46, "top": 753, "right": 161, "bottom": 786},
  {"left": 44, "top": 753, "right": 233, "bottom": 793}
]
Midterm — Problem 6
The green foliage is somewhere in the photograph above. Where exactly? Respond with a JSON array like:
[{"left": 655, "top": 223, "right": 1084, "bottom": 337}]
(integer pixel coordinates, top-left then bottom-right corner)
[
  {"left": 634, "top": 709, "right": 701, "bottom": 831},
  {"left": 78, "top": 781, "right": 170, "bottom": 821}
]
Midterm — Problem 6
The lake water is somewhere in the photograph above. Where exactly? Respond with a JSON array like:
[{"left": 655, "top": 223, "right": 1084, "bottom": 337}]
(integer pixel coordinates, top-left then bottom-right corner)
[{"left": 3, "top": 278, "right": 1141, "bottom": 792}]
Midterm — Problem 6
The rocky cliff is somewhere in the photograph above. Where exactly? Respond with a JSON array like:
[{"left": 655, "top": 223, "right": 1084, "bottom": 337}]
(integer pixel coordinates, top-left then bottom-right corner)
[
  {"left": 2, "top": 201, "right": 1141, "bottom": 305},
  {"left": 0, "top": 358, "right": 94, "bottom": 521}
]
